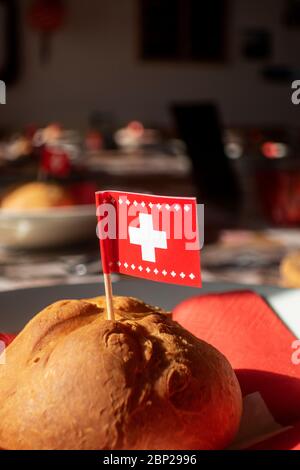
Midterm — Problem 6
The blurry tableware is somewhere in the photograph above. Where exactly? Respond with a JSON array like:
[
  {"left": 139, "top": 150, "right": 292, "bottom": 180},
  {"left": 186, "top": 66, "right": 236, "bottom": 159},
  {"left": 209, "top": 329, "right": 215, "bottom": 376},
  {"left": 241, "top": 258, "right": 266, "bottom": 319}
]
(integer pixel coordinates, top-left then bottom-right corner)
[
  {"left": 114, "top": 121, "right": 160, "bottom": 153},
  {"left": 256, "top": 169, "right": 300, "bottom": 226},
  {"left": 0, "top": 204, "right": 96, "bottom": 249},
  {"left": 86, "top": 151, "right": 191, "bottom": 176}
]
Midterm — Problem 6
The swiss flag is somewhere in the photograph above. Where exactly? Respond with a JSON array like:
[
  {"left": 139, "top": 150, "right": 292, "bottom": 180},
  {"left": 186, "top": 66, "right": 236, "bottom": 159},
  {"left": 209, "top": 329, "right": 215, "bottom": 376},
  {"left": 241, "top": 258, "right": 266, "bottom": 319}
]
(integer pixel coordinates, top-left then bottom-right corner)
[
  {"left": 41, "top": 146, "right": 71, "bottom": 177},
  {"left": 95, "top": 191, "right": 201, "bottom": 287}
]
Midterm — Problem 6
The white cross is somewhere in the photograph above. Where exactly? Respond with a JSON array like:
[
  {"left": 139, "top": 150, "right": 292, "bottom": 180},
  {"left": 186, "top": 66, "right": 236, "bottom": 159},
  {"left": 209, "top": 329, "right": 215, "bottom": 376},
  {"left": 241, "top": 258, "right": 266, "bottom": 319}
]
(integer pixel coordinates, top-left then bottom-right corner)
[{"left": 129, "top": 213, "right": 167, "bottom": 263}]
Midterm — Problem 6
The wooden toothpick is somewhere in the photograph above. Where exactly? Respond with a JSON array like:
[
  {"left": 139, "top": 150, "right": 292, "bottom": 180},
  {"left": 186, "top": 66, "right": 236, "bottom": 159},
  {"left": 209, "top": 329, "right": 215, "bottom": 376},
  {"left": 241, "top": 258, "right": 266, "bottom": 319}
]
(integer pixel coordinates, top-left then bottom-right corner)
[{"left": 103, "top": 273, "right": 115, "bottom": 321}]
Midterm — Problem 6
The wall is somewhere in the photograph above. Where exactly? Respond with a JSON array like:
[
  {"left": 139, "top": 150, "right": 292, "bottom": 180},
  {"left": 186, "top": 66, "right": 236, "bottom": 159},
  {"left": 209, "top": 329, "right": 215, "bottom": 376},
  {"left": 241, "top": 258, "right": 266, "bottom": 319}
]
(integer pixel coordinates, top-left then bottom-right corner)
[{"left": 1, "top": 0, "right": 300, "bottom": 129}]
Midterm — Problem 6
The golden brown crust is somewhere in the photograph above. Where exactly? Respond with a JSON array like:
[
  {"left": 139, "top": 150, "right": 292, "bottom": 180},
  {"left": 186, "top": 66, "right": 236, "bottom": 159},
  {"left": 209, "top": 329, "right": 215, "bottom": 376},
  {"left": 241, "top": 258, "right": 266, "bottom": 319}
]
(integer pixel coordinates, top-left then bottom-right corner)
[
  {"left": 1, "top": 182, "right": 74, "bottom": 211},
  {"left": 0, "top": 297, "right": 242, "bottom": 450}
]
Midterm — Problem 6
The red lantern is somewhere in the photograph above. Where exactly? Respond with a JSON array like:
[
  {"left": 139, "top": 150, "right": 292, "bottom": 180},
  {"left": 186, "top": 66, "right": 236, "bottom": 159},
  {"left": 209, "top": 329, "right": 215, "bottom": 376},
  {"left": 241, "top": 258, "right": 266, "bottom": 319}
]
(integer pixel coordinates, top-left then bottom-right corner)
[
  {"left": 28, "top": 0, "right": 66, "bottom": 33},
  {"left": 28, "top": 0, "right": 67, "bottom": 62}
]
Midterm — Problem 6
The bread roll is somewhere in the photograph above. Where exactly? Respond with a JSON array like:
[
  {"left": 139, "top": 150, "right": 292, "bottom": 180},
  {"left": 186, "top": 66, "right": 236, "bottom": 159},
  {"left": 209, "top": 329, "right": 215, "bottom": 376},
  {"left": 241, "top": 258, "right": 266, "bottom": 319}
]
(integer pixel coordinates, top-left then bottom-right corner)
[
  {"left": 1, "top": 182, "right": 74, "bottom": 211},
  {"left": 280, "top": 252, "right": 300, "bottom": 288},
  {"left": 0, "top": 297, "right": 242, "bottom": 450}
]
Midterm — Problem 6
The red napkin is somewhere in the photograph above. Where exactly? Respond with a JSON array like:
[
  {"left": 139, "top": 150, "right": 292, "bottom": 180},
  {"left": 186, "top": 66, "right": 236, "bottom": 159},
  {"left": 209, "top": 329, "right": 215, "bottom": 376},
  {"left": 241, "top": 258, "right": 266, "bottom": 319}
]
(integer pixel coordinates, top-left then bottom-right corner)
[
  {"left": 173, "top": 290, "right": 300, "bottom": 449},
  {"left": 249, "top": 422, "right": 300, "bottom": 450}
]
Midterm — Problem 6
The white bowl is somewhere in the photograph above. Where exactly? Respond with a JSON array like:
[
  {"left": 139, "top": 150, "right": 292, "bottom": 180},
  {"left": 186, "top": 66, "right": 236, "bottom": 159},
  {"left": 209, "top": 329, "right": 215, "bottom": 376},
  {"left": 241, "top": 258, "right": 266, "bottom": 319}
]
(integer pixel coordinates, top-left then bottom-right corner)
[{"left": 0, "top": 205, "right": 96, "bottom": 249}]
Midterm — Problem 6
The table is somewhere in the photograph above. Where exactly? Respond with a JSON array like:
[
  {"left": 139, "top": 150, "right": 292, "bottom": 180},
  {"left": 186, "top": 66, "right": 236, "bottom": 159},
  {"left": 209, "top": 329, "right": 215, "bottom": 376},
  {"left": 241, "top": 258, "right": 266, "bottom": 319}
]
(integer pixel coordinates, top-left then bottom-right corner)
[
  {"left": 1, "top": 278, "right": 300, "bottom": 334},
  {"left": 1, "top": 229, "right": 299, "bottom": 292}
]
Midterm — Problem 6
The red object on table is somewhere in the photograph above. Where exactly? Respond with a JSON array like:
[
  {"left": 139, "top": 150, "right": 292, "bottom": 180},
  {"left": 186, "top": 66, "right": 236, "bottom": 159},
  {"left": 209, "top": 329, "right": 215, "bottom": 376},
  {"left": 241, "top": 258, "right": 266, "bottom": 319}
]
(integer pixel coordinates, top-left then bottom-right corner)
[
  {"left": 256, "top": 169, "right": 300, "bottom": 226},
  {"left": 85, "top": 131, "right": 103, "bottom": 152},
  {"left": 41, "top": 146, "right": 71, "bottom": 177},
  {"left": 95, "top": 191, "right": 201, "bottom": 287},
  {"left": 70, "top": 182, "right": 98, "bottom": 206},
  {"left": 248, "top": 422, "right": 300, "bottom": 450},
  {"left": 173, "top": 291, "right": 300, "bottom": 425},
  {"left": 173, "top": 290, "right": 300, "bottom": 449}
]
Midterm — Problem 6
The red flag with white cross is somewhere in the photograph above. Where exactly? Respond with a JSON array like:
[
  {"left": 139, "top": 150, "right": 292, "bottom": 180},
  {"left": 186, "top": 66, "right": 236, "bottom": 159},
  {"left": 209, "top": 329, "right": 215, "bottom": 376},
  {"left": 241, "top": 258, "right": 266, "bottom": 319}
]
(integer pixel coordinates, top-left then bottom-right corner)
[{"left": 95, "top": 190, "right": 201, "bottom": 288}]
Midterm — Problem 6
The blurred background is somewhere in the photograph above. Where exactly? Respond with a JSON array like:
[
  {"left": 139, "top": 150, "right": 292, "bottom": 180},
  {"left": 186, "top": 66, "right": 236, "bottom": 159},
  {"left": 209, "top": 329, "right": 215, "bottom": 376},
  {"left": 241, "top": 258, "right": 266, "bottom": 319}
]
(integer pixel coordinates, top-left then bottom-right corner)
[{"left": 1, "top": 0, "right": 300, "bottom": 290}]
